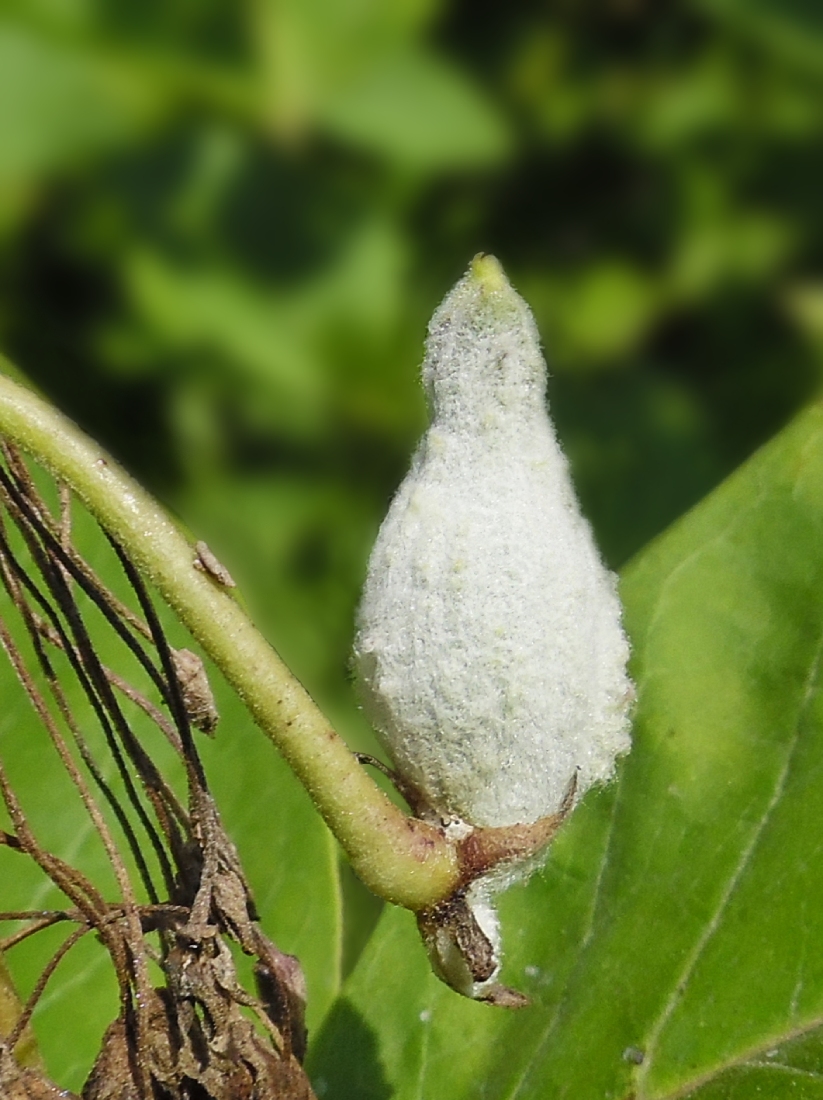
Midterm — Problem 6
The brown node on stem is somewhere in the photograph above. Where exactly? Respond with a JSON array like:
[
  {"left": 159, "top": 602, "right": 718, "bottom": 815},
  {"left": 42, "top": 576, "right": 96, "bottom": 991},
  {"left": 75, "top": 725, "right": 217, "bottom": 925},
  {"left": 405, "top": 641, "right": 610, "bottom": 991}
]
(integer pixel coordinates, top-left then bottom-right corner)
[
  {"left": 411, "top": 773, "right": 578, "bottom": 1008},
  {"left": 457, "top": 770, "right": 578, "bottom": 885}
]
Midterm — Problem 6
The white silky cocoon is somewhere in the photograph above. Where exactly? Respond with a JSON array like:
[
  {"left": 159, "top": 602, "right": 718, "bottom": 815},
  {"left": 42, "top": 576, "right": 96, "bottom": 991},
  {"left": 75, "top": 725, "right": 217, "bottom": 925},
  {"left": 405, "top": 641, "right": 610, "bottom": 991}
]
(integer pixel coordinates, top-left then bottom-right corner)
[{"left": 354, "top": 256, "right": 632, "bottom": 831}]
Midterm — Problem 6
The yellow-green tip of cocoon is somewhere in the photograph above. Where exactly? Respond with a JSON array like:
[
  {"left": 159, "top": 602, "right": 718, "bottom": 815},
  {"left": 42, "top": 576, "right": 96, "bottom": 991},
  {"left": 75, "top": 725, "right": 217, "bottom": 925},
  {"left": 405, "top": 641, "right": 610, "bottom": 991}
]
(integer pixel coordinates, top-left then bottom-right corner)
[{"left": 470, "top": 252, "right": 508, "bottom": 293}]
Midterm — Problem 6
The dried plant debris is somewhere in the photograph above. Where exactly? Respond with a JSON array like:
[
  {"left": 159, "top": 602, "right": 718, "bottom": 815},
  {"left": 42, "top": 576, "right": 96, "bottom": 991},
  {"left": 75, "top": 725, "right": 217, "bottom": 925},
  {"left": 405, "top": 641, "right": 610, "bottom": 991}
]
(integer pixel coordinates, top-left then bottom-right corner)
[
  {"left": 0, "top": 1048, "right": 80, "bottom": 1100},
  {"left": 0, "top": 441, "right": 313, "bottom": 1099}
]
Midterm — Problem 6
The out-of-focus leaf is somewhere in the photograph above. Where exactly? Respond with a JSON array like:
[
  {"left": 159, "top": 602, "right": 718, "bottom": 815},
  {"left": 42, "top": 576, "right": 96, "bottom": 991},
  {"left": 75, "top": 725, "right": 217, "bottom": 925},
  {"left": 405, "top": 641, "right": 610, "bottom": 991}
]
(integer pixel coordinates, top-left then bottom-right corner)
[
  {"left": 253, "top": 0, "right": 441, "bottom": 136},
  {"left": 785, "top": 282, "right": 823, "bottom": 349},
  {"left": 122, "top": 219, "right": 409, "bottom": 439},
  {"left": 526, "top": 261, "right": 660, "bottom": 366},
  {"left": 309, "top": 398, "right": 823, "bottom": 1098},
  {"left": 637, "top": 52, "right": 742, "bottom": 148},
  {"left": 319, "top": 49, "right": 511, "bottom": 169},
  {"left": 697, "top": 0, "right": 823, "bottom": 72},
  {"left": 177, "top": 476, "right": 375, "bottom": 687},
  {"left": 124, "top": 249, "right": 329, "bottom": 434},
  {"left": 667, "top": 210, "right": 795, "bottom": 302},
  {"left": 0, "top": 23, "right": 155, "bottom": 185},
  {"left": 557, "top": 374, "right": 719, "bottom": 569},
  {"left": 1, "top": 0, "right": 93, "bottom": 36}
]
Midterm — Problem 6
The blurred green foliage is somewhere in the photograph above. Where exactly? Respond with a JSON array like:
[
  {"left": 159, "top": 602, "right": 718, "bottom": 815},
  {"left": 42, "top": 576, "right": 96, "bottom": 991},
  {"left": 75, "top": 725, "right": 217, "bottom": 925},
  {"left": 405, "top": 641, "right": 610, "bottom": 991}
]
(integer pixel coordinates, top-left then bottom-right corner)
[{"left": 2, "top": 0, "right": 823, "bottom": 709}]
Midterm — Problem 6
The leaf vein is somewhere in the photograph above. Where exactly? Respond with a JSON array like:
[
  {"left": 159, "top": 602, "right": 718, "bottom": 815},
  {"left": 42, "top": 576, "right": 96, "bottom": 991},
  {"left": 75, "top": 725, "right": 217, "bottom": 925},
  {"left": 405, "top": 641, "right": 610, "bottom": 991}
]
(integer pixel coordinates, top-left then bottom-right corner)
[
  {"left": 743, "top": 1060, "right": 823, "bottom": 1080},
  {"left": 637, "top": 624, "right": 823, "bottom": 1093}
]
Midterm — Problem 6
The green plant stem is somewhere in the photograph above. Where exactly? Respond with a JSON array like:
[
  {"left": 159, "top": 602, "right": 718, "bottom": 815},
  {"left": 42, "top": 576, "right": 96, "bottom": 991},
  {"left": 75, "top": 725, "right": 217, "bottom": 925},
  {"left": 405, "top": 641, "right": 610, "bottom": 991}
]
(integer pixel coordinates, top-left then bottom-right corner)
[{"left": 0, "top": 363, "right": 460, "bottom": 911}]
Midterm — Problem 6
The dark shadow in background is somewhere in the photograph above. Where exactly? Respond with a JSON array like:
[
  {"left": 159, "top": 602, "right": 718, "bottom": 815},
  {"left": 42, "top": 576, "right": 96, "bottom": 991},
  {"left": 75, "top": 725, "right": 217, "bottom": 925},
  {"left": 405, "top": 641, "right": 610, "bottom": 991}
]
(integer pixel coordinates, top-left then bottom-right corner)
[{"left": 308, "top": 998, "right": 394, "bottom": 1100}]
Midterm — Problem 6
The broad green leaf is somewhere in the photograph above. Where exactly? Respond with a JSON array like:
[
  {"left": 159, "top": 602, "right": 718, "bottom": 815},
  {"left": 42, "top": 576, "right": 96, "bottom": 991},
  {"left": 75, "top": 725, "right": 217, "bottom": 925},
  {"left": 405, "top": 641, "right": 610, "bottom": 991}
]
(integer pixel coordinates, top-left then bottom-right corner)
[
  {"left": 308, "top": 398, "right": 823, "bottom": 1098},
  {"left": 684, "top": 1027, "right": 823, "bottom": 1099},
  {"left": 0, "top": 482, "right": 341, "bottom": 1091}
]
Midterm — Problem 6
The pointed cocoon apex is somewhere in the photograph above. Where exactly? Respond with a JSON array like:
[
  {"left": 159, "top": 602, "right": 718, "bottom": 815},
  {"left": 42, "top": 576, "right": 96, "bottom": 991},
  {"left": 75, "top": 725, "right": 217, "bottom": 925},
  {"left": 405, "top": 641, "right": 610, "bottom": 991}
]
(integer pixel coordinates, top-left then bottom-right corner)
[
  {"left": 470, "top": 251, "right": 507, "bottom": 292},
  {"left": 353, "top": 256, "right": 632, "bottom": 999}
]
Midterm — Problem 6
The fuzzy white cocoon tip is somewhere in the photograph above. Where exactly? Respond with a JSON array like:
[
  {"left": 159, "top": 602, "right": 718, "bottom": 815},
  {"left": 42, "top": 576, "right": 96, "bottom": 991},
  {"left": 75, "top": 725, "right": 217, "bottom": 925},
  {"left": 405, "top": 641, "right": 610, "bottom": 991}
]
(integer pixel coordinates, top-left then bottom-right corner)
[{"left": 354, "top": 254, "right": 632, "bottom": 830}]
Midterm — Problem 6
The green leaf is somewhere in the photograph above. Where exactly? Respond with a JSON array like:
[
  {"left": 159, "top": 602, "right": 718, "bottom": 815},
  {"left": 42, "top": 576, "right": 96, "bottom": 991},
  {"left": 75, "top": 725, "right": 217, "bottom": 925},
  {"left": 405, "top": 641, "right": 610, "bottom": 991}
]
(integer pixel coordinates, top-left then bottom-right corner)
[
  {"left": 254, "top": 0, "right": 456, "bottom": 140},
  {"left": 0, "top": 23, "right": 152, "bottom": 185},
  {"left": 308, "top": 398, "right": 823, "bottom": 1098},
  {"left": 535, "top": 260, "right": 660, "bottom": 365},
  {"left": 123, "top": 249, "right": 330, "bottom": 436},
  {"left": 122, "top": 219, "right": 409, "bottom": 441},
  {"left": 684, "top": 1027, "right": 823, "bottom": 1099},
  {"left": 318, "top": 49, "right": 511, "bottom": 169}
]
